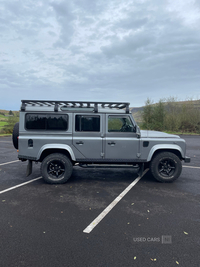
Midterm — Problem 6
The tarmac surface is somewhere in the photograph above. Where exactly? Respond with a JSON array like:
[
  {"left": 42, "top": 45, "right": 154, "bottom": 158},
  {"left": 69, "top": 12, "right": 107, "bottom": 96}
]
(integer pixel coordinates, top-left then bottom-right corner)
[{"left": 0, "top": 135, "right": 200, "bottom": 267}]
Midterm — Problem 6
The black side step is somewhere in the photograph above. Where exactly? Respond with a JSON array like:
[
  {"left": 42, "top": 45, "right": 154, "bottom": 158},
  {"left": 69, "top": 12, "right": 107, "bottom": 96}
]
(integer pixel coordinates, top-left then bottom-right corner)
[{"left": 78, "top": 163, "right": 140, "bottom": 169}]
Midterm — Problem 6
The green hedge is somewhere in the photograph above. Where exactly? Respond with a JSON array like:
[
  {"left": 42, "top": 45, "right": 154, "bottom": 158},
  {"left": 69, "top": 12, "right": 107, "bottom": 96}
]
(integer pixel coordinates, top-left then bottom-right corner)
[
  {"left": 141, "top": 98, "right": 200, "bottom": 134},
  {"left": 0, "top": 116, "right": 19, "bottom": 134}
]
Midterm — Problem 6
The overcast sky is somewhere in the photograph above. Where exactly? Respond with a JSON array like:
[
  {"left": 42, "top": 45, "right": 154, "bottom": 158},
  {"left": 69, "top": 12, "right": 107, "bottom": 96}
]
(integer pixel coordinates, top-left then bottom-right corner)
[{"left": 1, "top": 0, "right": 200, "bottom": 110}]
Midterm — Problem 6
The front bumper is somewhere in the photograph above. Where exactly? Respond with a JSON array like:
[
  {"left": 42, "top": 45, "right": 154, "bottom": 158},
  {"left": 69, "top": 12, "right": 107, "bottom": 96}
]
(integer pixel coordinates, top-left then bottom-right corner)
[{"left": 184, "top": 156, "right": 191, "bottom": 163}]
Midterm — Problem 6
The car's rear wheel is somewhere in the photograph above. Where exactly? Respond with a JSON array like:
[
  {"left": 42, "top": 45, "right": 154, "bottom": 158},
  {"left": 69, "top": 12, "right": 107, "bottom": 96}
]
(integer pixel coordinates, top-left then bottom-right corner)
[
  {"left": 41, "top": 153, "right": 73, "bottom": 184},
  {"left": 150, "top": 152, "right": 182, "bottom": 182}
]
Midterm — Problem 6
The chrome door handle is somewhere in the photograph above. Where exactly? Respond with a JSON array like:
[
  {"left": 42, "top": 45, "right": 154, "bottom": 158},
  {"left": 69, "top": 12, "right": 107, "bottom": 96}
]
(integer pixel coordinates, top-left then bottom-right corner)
[
  {"left": 108, "top": 142, "right": 115, "bottom": 146},
  {"left": 76, "top": 141, "right": 84, "bottom": 145}
]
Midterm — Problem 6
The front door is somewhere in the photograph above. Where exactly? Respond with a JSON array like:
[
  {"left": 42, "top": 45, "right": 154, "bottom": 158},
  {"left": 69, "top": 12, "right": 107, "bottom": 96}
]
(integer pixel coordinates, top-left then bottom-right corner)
[{"left": 104, "top": 115, "right": 139, "bottom": 160}]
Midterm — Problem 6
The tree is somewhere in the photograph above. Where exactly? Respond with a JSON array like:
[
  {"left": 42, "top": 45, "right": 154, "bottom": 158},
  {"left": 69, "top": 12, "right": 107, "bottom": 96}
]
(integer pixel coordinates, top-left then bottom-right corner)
[
  {"left": 152, "top": 99, "right": 165, "bottom": 131},
  {"left": 1, "top": 116, "right": 19, "bottom": 134},
  {"left": 141, "top": 98, "right": 154, "bottom": 130},
  {"left": 141, "top": 96, "right": 200, "bottom": 133}
]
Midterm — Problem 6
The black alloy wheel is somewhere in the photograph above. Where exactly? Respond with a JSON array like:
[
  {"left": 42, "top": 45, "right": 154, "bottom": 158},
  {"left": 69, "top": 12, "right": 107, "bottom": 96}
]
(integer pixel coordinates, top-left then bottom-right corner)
[
  {"left": 41, "top": 153, "right": 73, "bottom": 184},
  {"left": 150, "top": 152, "right": 182, "bottom": 183},
  {"left": 158, "top": 158, "right": 176, "bottom": 177}
]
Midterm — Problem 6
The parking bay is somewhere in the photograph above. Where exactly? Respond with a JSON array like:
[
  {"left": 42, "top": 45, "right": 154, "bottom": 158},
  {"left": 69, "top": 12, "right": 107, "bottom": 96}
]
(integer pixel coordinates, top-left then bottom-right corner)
[{"left": 0, "top": 135, "right": 200, "bottom": 267}]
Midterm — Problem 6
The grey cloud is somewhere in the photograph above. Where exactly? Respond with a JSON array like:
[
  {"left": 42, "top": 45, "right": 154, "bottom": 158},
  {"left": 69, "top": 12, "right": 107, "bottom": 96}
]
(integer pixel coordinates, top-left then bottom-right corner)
[
  {"left": 1, "top": 0, "right": 200, "bottom": 110},
  {"left": 4, "top": 0, "right": 50, "bottom": 18},
  {"left": 1, "top": 0, "right": 52, "bottom": 43},
  {"left": 50, "top": 1, "right": 76, "bottom": 47},
  {"left": 50, "top": 1, "right": 75, "bottom": 20},
  {"left": 69, "top": 45, "right": 82, "bottom": 54},
  {"left": 101, "top": 31, "right": 155, "bottom": 58},
  {"left": 73, "top": 0, "right": 109, "bottom": 15},
  {"left": 117, "top": 17, "right": 149, "bottom": 30},
  {"left": 48, "top": 31, "right": 57, "bottom": 36}
]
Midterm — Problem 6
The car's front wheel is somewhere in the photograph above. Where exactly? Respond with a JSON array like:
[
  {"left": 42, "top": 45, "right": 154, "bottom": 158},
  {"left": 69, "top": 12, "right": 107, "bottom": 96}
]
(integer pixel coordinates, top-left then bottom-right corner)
[
  {"left": 150, "top": 152, "right": 182, "bottom": 182},
  {"left": 41, "top": 153, "right": 73, "bottom": 184}
]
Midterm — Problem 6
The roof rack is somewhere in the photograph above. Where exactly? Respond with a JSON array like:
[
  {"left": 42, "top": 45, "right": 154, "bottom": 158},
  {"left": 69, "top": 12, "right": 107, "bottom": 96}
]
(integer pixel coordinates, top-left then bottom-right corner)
[{"left": 21, "top": 100, "right": 130, "bottom": 113}]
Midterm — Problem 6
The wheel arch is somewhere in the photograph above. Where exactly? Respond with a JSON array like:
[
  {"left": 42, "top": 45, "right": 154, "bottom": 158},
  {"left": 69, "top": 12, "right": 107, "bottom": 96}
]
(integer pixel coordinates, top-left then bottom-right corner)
[
  {"left": 37, "top": 144, "right": 76, "bottom": 162},
  {"left": 147, "top": 145, "right": 184, "bottom": 162}
]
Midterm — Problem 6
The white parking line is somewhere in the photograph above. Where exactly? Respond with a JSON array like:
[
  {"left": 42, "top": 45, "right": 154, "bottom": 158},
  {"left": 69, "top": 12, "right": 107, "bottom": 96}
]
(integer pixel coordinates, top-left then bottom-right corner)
[
  {"left": 0, "top": 177, "right": 42, "bottom": 195},
  {"left": 83, "top": 169, "right": 149, "bottom": 234},
  {"left": 0, "top": 160, "right": 20, "bottom": 166},
  {"left": 183, "top": 165, "right": 200, "bottom": 169}
]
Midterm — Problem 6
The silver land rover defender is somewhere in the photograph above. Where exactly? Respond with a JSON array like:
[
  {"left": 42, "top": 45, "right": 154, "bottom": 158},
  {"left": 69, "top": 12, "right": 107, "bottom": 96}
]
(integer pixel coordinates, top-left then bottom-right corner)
[{"left": 12, "top": 100, "right": 190, "bottom": 184}]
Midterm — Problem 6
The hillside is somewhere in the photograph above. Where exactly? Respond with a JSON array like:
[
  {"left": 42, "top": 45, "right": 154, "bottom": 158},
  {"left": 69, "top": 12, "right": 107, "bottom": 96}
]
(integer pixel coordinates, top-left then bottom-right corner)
[
  {"left": 130, "top": 107, "right": 143, "bottom": 123},
  {"left": 0, "top": 110, "right": 19, "bottom": 116},
  {"left": 0, "top": 110, "right": 19, "bottom": 135},
  {"left": 130, "top": 99, "right": 200, "bottom": 125}
]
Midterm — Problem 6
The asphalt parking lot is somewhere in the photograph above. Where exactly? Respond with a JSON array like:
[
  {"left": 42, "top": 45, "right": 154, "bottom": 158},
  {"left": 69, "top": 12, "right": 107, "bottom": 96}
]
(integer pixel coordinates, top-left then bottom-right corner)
[{"left": 0, "top": 135, "right": 200, "bottom": 267}]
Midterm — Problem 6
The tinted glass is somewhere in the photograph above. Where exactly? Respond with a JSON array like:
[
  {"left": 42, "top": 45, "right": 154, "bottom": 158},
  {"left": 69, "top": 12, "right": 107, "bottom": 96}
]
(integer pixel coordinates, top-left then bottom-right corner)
[
  {"left": 26, "top": 114, "right": 68, "bottom": 130},
  {"left": 108, "top": 116, "right": 135, "bottom": 132},
  {"left": 75, "top": 115, "right": 100, "bottom": 132}
]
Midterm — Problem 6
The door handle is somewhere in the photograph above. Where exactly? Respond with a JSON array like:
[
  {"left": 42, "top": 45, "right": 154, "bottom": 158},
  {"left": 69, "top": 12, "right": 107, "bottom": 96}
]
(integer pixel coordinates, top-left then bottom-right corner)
[
  {"left": 108, "top": 142, "right": 116, "bottom": 146},
  {"left": 76, "top": 141, "right": 84, "bottom": 145}
]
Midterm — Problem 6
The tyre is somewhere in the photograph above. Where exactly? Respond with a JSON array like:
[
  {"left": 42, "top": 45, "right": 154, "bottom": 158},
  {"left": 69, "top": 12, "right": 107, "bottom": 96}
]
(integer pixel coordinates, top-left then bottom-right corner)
[
  {"left": 150, "top": 152, "right": 182, "bottom": 183},
  {"left": 41, "top": 153, "right": 73, "bottom": 184},
  {"left": 12, "top": 122, "right": 19, "bottom": 149}
]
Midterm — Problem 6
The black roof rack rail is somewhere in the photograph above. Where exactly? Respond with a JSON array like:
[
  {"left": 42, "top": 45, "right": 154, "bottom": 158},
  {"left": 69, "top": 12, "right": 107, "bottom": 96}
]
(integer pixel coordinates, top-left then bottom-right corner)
[{"left": 21, "top": 100, "right": 130, "bottom": 113}]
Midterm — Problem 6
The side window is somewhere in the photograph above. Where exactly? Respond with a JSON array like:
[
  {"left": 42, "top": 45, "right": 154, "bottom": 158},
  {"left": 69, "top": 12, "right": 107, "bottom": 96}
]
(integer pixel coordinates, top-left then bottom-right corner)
[
  {"left": 26, "top": 114, "right": 68, "bottom": 130},
  {"left": 75, "top": 115, "right": 100, "bottom": 132},
  {"left": 108, "top": 116, "right": 135, "bottom": 132}
]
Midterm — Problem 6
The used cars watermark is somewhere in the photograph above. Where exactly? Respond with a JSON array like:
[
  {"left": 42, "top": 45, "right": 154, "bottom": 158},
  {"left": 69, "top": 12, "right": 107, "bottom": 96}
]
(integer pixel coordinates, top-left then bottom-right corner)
[{"left": 133, "top": 235, "right": 172, "bottom": 244}]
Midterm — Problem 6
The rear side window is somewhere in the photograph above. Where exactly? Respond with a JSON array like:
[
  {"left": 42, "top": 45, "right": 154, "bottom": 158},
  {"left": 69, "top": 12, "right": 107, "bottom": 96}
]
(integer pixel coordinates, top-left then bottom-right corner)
[
  {"left": 75, "top": 115, "right": 100, "bottom": 132},
  {"left": 26, "top": 114, "right": 68, "bottom": 130}
]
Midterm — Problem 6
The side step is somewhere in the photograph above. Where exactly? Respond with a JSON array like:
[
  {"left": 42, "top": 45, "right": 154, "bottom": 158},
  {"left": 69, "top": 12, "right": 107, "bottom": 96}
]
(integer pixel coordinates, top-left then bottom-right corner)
[
  {"left": 78, "top": 163, "right": 140, "bottom": 169},
  {"left": 77, "top": 163, "right": 147, "bottom": 177}
]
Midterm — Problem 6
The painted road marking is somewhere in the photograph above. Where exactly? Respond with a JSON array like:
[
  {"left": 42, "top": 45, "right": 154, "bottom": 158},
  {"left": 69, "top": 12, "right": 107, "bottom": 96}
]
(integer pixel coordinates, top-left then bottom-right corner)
[
  {"left": 0, "top": 160, "right": 20, "bottom": 166},
  {"left": 0, "top": 177, "right": 42, "bottom": 195},
  {"left": 83, "top": 169, "right": 149, "bottom": 234},
  {"left": 183, "top": 165, "right": 200, "bottom": 169}
]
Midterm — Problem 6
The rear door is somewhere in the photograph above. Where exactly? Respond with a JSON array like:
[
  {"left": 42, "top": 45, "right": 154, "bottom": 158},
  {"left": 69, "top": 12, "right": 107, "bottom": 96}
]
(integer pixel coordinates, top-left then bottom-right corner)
[{"left": 72, "top": 113, "right": 103, "bottom": 159}]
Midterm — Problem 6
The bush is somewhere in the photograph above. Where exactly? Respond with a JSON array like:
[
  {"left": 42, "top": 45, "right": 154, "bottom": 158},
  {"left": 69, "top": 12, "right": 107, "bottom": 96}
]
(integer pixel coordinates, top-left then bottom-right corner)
[
  {"left": 141, "top": 98, "right": 165, "bottom": 131},
  {"left": 0, "top": 116, "right": 19, "bottom": 134},
  {"left": 141, "top": 97, "right": 200, "bottom": 133}
]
